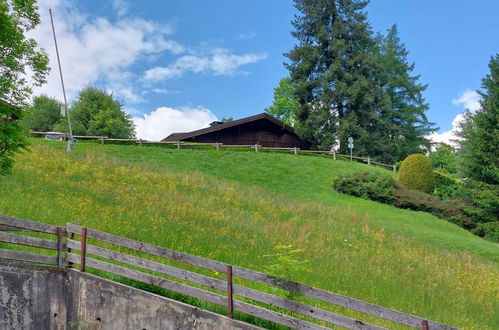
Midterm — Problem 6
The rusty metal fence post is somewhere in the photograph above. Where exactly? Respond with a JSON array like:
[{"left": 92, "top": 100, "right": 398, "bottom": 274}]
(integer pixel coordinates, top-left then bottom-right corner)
[
  {"left": 81, "top": 228, "right": 87, "bottom": 272},
  {"left": 227, "top": 265, "right": 234, "bottom": 318},
  {"left": 421, "top": 320, "right": 429, "bottom": 330}
]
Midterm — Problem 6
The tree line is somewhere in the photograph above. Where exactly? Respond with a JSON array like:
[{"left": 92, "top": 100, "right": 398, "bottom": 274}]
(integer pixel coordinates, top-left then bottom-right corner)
[{"left": 25, "top": 87, "right": 135, "bottom": 139}]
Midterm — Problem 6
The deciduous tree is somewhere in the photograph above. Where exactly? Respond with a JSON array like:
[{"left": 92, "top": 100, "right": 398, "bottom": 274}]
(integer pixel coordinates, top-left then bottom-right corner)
[
  {"left": 265, "top": 77, "right": 299, "bottom": 126},
  {"left": 25, "top": 95, "right": 63, "bottom": 132},
  {"left": 0, "top": 0, "right": 49, "bottom": 175},
  {"left": 55, "top": 86, "right": 135, "bottom": 138}
]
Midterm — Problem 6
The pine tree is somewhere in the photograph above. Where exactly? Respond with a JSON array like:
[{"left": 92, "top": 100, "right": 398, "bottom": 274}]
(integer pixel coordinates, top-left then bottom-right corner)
[
  {"left": 458, "top": 55, "right": 499, "bottom": 184},
  {"left": 378, "top": 25, "right": 435, "bottom": 162},
  {"left": 285, "top": 0, "right": 387, "bottom": 158}
]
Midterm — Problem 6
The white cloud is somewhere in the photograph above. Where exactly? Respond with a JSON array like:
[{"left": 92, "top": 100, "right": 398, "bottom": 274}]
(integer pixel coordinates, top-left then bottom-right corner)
[
  {"left": 236, "top": 32, "right": 257, "bottom": 40},
  {"left": 150, "top": 88, "right": 179, "bottom": 94},
  {"left": 427, "top": 89, "right": 481, "bottom": 148},
  {"left": 143, "top": 48, "right": 268, "bottom": 82},
  {"left": 111, "top": 0, "right": 130, "bottom": 17},
  {"left": 426, "top": 114, "right": 464, "bottom": 148},
  {"left": 30, "top": 0, "right": 182, "bottom": 103},
  {"left": 451, "top": 89, "right": 481, "bottom": 112},
  {"left": 132, "top": 106, "right": 217, "bottom": 141}
]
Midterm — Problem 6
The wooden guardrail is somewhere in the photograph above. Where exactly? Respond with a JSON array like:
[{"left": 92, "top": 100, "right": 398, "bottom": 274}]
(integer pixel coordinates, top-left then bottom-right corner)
[
  {"left": 0, "top": 215, "right": 456, "bottom": 329},
  {"left": 30, "top": 131, "right": 396, "bottom": 171},
  {"left": 0, "top": 215, "right": 64, "bottom": 267}
]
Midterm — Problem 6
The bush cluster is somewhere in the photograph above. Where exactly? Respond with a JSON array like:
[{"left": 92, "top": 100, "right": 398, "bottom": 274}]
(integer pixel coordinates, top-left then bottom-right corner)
[
  {"left": 332, "top": 172, "right": 494, "bottom": 239},
  {"left": 472, "top": 222, "right": 499, "bottom": 242},
  {"left": 433, "top": 170, "right": 460, "bottom": 198},
  {"left": 399, "top": 154, "right": 435, "bottom": 193},
  {"left": 437, "top": 179, "right": 499, "bottom": 225},
  {"left": 392, "top": 182, "right": 474, "bottom": 229},
  {"left": 332, "top": 172, "right": 395, "bottom": 204}
]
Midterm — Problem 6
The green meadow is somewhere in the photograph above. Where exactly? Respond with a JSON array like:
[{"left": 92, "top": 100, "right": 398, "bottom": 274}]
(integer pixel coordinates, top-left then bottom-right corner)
[{"left": 1, "top": 139, "right": 497, "bottom": 329}]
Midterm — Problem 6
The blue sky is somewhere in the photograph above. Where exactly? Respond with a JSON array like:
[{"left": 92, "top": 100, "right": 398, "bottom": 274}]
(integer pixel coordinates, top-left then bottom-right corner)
[{"left": 32, "top": 0, "right": 498, "bottom": 141}]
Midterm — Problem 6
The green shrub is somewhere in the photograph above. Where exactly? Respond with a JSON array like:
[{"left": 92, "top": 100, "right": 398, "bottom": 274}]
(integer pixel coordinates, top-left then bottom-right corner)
[
  {"left": 333, "top": 172, "right": 475, "bottom": 229},
  {"left": 435, "top": 178, "right": 499, "bottom": 225},
  {"left": 398, "top": 154, "right": 435, "bottom": 194},
  {"left": 433, "top": 170, "right": 460, "bottom": 198},
  {"left": 428, "top": 144, "right": 458, "bottom": 174},
  {"left": 333, "top": 170, "right": 494, "bottom": 237},
  {"left": 393, "top": 182, "right": 475, "bottom": 229},
  {"left": 472, "top": 222, "right": 499, "bottom": 242},
  {"left": 332, "top": 172, "right": 395, "bottom": 204}
]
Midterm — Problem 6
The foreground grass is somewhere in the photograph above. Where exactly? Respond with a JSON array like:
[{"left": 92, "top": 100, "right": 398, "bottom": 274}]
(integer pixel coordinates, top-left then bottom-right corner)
[{"left": 0, "top": 140, "right": 498, "bottom": 329}]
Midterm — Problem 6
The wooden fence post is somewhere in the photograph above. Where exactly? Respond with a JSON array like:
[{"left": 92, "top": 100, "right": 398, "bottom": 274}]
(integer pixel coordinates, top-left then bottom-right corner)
[
  {"left": 99, "top": 137, "right": 104, "bottom": 145},
  {"left": 216, "top": 143, "right": 220, "bottom": 151},
  {"left": 367, "top": 157, "right": 371, "bottom": 165},
  {"left": 227, "top": 265, "right": 234, "bottom": 318},
  {"left": 333, "top": 151, "right": 336, "bottom": 160},
  {"left": 254, "top": 144, "right": 259, "bottom": 153},
  {"left": 56, "top": 227, "right": 63, "bottom": 268},
  {"left": 421, "top": 320, "right": 429, "bottom": 330},
  {"left": 138, "top": 139, "right": 143, "bottom": 146},
  {"left": 81, "top": 228, "right": 87, "bottom": 272},
  {"left": 177, "top": 141, "right": 181, "bottom": 150},
  {"left": 393, "top": 164, "right": 397, "bottom": 172},
  {"left": 293, "top": 147, "right": 297, "bottom": 155},
  {"left": 67, "top": 220, "right": 77, "bottom": 268}
]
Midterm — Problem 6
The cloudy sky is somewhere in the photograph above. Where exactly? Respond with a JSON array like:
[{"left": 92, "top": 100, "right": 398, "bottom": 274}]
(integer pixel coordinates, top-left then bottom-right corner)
[{"left": 30, "top": 0, "right": 498, "bottom": 141}]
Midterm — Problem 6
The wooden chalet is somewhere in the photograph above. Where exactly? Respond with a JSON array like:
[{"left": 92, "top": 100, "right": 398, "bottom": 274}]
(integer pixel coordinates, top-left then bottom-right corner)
[{"left": 163, "top": 113, "right": 310, "bottom": 149}]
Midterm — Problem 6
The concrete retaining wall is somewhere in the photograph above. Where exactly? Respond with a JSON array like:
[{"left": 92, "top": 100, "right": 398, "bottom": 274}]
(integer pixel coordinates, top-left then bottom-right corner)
[{"left": 0, "top": 262, "right": 261, "bottom": 330}]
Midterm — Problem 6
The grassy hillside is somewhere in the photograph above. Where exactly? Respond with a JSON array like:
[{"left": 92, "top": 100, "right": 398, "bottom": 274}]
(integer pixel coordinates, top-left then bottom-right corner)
[{"left": 1, "top": 139, "right": 498, "bottom": 329}]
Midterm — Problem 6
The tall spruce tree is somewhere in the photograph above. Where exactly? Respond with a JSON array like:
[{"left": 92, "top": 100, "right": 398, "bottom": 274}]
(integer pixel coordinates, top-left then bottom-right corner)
[
  {"left": 285, "top": 0, "right": 388, "bottom": 158},
  {"left": 378, "top": 25, "right": 435, "bottom": 162},
  {"left": 458, "top": 55, "right": 499, "bottom": 184}
]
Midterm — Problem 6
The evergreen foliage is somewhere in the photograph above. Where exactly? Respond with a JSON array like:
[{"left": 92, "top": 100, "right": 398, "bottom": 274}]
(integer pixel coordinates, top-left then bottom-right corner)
[
  {"left": 25, "top": 95, "right": 63, "bottom": 132},
  {"left": 284, "top": 1, "right": 433, "bottom": 163},
  {"left": 0, "top": 0, "right": 49, "bottom": 175},
  {"left": 458, "top": 55, "right": 499, "bottom": 185},
  {"left": 332, "top": 172, "right": 395, "bottom": 204},
  {"left": 378, "top": 25, "right": 435, "bottom": 162},
  {"left": 398, "top": 154, "right": 435, "bottom": 193}
]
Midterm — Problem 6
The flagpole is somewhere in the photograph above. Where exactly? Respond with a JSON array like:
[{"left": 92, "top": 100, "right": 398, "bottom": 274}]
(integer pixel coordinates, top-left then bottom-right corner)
[{"left": 49, "top": 9, "right": 73, "bottom": 152}]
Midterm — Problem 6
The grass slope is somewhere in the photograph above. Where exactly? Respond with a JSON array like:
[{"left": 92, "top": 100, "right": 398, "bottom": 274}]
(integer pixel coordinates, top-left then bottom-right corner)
[{"left": 1, "top": 139, "right": 497, "bottom": 329}]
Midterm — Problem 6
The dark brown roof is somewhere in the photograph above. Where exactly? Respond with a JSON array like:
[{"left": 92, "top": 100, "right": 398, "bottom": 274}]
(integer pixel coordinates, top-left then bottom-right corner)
[{"left": 163, "top": 113, "right": 298, "bottom": 141}]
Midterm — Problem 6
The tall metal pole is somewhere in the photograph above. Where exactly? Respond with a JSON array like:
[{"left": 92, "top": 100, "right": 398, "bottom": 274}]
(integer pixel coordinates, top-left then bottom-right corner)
[{"left": 49, "top": 9, "right": 73, "bottom": 152}]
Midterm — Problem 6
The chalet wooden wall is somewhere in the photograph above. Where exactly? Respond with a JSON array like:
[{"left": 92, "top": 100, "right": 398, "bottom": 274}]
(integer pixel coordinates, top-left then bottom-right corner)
[{"left": 183, "top": 119, "right": 309, "bottom": 149}]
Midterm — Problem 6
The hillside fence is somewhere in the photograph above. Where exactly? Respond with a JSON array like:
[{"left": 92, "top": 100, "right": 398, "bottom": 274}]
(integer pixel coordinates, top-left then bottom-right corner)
[
  {"left": 0, "top": 214, "right": 458, "bottom": 330},
  {"left": 30, "top": 131, "right": 396, "bottom": 172}
]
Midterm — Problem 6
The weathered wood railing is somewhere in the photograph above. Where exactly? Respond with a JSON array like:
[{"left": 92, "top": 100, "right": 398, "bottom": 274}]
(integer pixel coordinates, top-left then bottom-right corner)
[
  {"left": 0, "top": 215, "right": 457, "bottom": 330},
  {"left": 0, "top": 215, "right": 65, "bottom": 267},
  {"left": 30, "top": 131, "right": 396, "bottom": 171}
]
